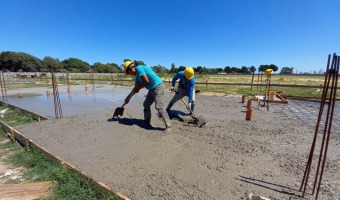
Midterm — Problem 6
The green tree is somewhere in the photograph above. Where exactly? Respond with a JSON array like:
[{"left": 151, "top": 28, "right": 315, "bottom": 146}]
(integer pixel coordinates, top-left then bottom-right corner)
[
  {"left": 0, "top": 51, "right": 42, "bottom": 72},
  {"left": 42, "top": 56, "right": 62, "bottom": 72},
  {"left": 224, "top": 66, "right": 231, "bottom": 74},
  {"left": 178, "top": 66, "right": 186, "bottom": 72},
  {"left": 249, "top": 66, "right": 256, "bottom": 73},
  {"left": 241, "top": 66, "right": 250, "bottom": 74},
  {"left": 92, "top": 62, "right": 106, "bottom": 73},
  {"left": 258, "top": 64, "right": 279, "bottom": 73},
  {"left": 196, "top": 66, "right": 203, "bottom": 74},
  {"left": 106, "top": 63, "right": 122, "bottom": 73},
  {"left": 152, "top": 65, "right": 168, "bottom": 73},
  {"left": 169, "top": 63, "right": 177, "bottom": 73},
  {"left": 62, "top": 58, "right": 90, "bottom": 73},
  {"left": 230, "top": 67, "right": 238, "bottom": 74}
]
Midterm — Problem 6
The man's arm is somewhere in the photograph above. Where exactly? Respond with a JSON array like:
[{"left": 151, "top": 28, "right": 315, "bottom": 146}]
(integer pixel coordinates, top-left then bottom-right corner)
[
  {"left": 171, "top": 72, "right": 180, "bottom": 87},
  {"left": 133, "top": 74, "right": 149, "bottom": 93}
]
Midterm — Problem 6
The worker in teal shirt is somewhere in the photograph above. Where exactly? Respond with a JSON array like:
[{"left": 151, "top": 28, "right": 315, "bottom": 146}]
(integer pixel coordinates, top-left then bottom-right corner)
[
  {"left": 166, "top": 67, "right": 196, "bottom": 115},
  {"left": 123, "top": 61, "right": 171, "bottom": 132}
]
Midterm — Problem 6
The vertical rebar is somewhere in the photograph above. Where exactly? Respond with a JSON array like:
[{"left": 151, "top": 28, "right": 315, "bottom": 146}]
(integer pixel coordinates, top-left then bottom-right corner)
[
  {"left": 300, "top": 53, "right": 339, "bottom": 199},
  {"left": 51, "top": 68, "right": 63, "bottom": 119},
  {"left": 300, "top": 54, "right": 332, "bottom": 196},
  {"left": 2, "top": 73, "right": 8, "bottom": 102},
  {"left": 315, "top": 55, "right": 339, "bottom": 199},
  {"left": 0, "top": 72, "right": 4, "bottom": 101}
]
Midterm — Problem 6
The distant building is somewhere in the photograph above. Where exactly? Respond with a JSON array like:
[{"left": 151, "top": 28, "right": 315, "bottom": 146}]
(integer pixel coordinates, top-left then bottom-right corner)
[{"left": 279, "top": 67, "right": 294, "bottom": 74}]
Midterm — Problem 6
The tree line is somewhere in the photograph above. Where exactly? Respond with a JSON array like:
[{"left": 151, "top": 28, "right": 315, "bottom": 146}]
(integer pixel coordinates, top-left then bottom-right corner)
[
  {"left": 0, "top": 51, "right": 122, "bottom": 73},
  {"left": 1, "top": 51, "right": 291, "bottom": 74}
]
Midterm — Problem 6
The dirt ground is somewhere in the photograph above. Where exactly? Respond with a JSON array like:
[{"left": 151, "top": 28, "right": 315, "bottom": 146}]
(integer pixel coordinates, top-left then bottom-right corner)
[{"left": 14, "top": 92, "right": 340, "bottom": 200}]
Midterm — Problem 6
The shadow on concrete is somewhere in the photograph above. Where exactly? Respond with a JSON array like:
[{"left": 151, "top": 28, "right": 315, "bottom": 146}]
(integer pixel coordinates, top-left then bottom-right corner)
[
  {"left": 167, "top": 110, "right": 187, "bottom": 122},
  {"left": 107, "top": 117, "right": 164, "bottom": 131},
  {"left": 236, "top": 175, "right": 304, "bottom": 198}
]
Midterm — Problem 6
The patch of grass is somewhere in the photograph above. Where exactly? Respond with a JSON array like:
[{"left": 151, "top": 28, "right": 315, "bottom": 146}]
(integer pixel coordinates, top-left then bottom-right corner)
[
  {"left": 7, "top": 148, "right": 117, "bottom": 200},
  {"left": 0, "top": 106, "right": 35, "bottom": 127},
  {"left": 0, "top": 138, "right": 16, "bottom": 151}
]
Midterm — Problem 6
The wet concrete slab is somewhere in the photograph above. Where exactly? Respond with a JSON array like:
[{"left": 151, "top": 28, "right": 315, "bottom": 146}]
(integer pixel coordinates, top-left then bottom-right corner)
[
  {"left": 3, "top": 85, "right": 340, "bottom": 131},
  {"left": 3, "top": 85, "right": 147, "bottom": 118}
]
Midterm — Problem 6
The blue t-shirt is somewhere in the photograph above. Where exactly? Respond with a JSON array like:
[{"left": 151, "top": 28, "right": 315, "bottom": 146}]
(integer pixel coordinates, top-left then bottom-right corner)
[
  {"left": 135, "top": 65, "right": 163, "bottom": 90},
  {"left": 171, "top": 71, "right": 196, "bottom": 103}
]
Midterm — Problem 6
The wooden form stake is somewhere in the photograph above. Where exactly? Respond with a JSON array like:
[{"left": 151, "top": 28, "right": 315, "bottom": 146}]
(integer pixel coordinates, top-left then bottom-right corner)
[{"left": 10, "top": 128, "right": 15, "bottom": 143}]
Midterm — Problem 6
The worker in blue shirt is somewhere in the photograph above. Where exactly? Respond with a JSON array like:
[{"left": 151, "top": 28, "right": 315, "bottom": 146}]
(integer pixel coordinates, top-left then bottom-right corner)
[
  {"left": 123, "top": 61, "right": 171, "bottom": 132},
  {"left": 166, "top": 67, "right": 196, "bottom": 115}
]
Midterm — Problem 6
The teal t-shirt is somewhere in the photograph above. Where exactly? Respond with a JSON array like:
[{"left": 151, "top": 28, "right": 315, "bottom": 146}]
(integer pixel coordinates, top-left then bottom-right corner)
[{"left": 135, "top": 65, "right": 163, "bottom": 90}]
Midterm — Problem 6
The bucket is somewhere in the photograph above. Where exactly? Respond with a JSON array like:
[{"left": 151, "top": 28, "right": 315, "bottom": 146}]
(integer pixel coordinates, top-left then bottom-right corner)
[{"left": 268, "top": 91, "right": 276, "bottom": 100}]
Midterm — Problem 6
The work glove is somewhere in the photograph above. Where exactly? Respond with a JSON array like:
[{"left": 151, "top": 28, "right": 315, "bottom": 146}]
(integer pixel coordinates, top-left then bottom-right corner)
[
  {"left": 187, "top": 103, "right": 192, "bottom": 111},
  {"left": 170, "top": 87, "right": 174, "bottom": 92}
]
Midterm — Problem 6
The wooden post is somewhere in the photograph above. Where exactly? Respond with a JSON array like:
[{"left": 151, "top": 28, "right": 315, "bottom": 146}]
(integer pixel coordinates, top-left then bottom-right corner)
[
  {"left": 25, "top": 138, "right": 30, "bottom": 150},
  {"left": 241, "top": 95, "right": 246, "bottom": 103},
  {"left": 85, "top": 86, "right": 88, "bottom": 91},
  {"left": 10, "top": 128, "right": 15, "bottom": 143},
  {"left": 206, "top": 80, "right": 208, "bottom": 89}
]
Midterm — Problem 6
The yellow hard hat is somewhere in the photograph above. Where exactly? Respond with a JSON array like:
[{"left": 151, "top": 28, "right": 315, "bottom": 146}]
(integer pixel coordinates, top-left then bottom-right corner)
[
  {"left": 184, "top": 67, "right": 194, "bottom": 80},
  {"left": 124, "top": 61, "right": 133, "bottom": 75},
  {"left": 264, "top": 69, "right": 273, "bottom": 78}
]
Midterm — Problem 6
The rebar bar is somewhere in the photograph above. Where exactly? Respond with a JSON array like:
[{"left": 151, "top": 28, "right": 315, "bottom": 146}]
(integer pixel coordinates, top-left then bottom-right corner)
[
  {"left": 300, "top": 53, "right": 339, "bottom": 199},
  {"left": 51, "top": 68, "right": 63, "bottom": 119}
]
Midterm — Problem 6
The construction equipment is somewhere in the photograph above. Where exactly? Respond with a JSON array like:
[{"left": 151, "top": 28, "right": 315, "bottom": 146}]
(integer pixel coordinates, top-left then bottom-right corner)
[
  {"left": 112, "top": 91, "right": 135, "bottom": 119},
  {"left": 173, "top": 89, "right": 206, "bottom": 127}
]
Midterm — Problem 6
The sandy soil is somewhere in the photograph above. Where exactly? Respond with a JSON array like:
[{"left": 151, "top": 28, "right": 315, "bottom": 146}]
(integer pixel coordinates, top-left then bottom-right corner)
[{"left": 14, "top": 93, "right": 340, "bottom": 200}]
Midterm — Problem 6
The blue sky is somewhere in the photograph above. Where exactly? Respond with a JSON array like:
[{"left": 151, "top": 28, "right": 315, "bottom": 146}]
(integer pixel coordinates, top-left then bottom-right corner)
[{"left": 1, "top": 0, "right": 339, "bottom": 73}]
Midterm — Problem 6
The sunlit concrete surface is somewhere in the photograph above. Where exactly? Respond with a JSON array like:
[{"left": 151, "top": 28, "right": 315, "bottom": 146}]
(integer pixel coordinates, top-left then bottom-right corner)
[{"left": 2, "top": 85, "right": 147, "bottom": 118}]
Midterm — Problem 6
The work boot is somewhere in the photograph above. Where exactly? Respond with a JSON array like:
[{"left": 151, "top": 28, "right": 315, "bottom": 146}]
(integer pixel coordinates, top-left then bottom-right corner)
[
  {"left": 190, "top": 103, "right": 195, "bottom": 115},
  {"left": 143, "top": 121, "right": 153, "bottom": 130},
  {"left": 164, "top": 127, "right": 172, "bottom": 133},
  {"left": 159, "top": 110, "right": 171, "bottom": 130}
]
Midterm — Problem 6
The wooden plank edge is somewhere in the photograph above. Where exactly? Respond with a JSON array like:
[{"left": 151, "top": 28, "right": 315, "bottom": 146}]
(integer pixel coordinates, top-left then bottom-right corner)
[{"left": 0, "top": 122, "right": 130, "bottom": 200}]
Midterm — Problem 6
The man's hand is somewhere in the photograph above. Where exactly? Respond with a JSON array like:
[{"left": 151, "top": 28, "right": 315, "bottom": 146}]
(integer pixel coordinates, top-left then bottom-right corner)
[
  {"left": 170, "top": 87, "right": 174, "bottom": 92},
  {"left": 187, "top": 103, "right": 192, "bottom": 111}
]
